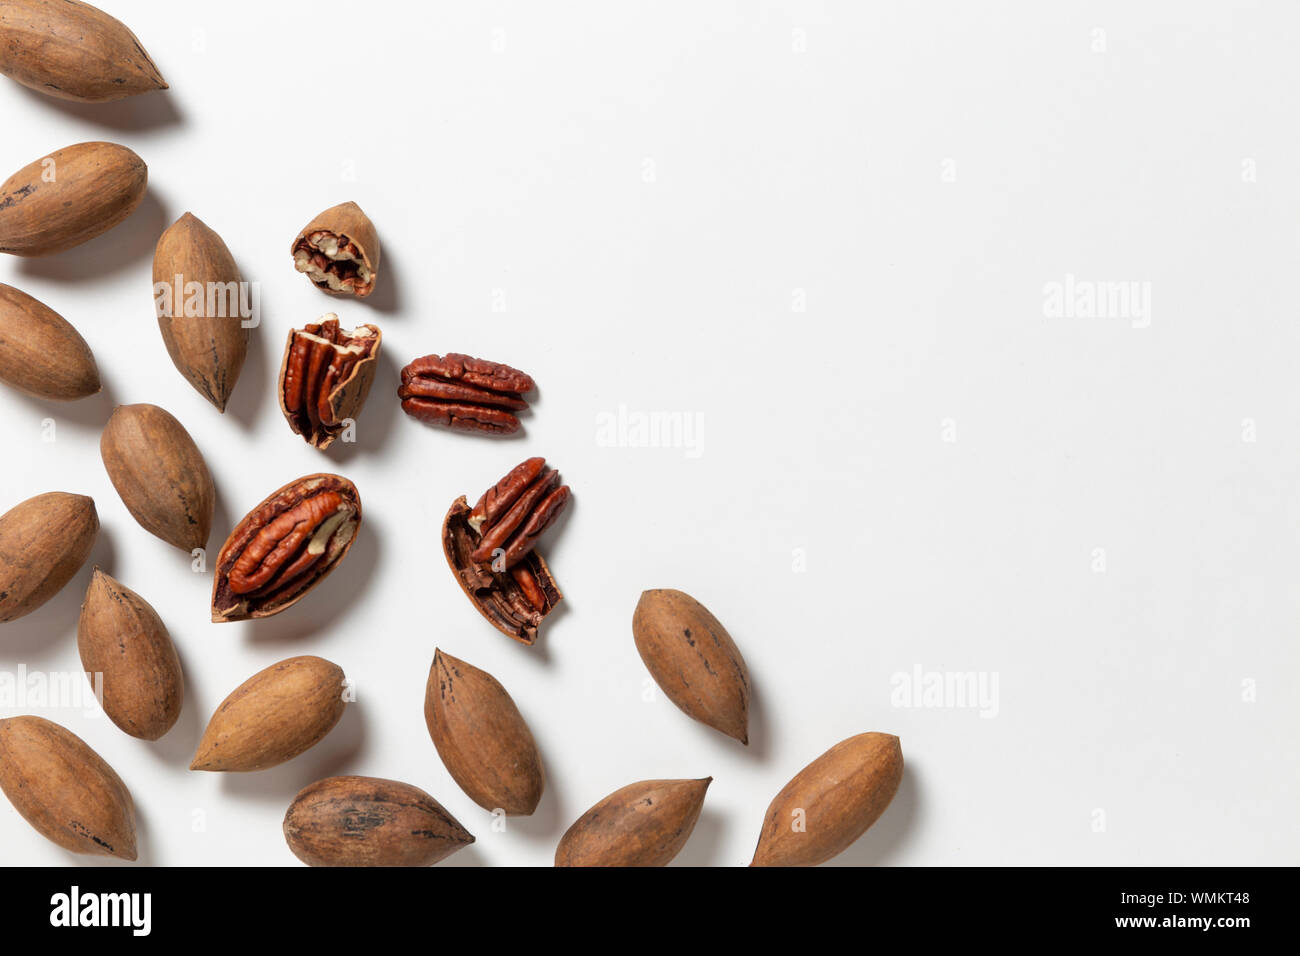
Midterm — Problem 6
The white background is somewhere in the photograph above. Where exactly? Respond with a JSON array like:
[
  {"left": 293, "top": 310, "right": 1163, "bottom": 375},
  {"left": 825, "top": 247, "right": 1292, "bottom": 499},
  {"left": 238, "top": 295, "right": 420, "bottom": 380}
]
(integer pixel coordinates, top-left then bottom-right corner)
[{"left": 1, "top": 0, "right": 1297, "bottom": 866}]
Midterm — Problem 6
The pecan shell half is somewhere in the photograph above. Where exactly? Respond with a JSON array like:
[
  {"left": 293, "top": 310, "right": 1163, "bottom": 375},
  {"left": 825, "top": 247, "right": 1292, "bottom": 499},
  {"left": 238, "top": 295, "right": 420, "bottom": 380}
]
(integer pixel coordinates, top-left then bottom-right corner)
[
  {"left": 443, "top": 458, "right": 571, "bottom": 645},
  {"left": 291, "top": 202, "right": 380, "bottom": 298},
  {"left": 399, "top": 353, "right": 535, "bottom": 435},
  {"left": 212, "top": 474, "right": 361, "bottom": 622},
  {"left": 278, "top": 315, "right": 382, "bottom": 449}
]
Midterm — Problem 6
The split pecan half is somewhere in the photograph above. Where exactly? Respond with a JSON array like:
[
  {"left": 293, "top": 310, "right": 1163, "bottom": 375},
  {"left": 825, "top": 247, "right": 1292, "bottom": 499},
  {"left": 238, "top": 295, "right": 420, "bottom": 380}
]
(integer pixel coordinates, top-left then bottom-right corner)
[
  {"left": 399, "top": 353, "right": 535, "bottom": 435},
  {"left": 278, "top": 315, "right": 382, "bottom": 449},
  {"left": 443, "top": 458, "right": 571, "bottom": 645},
  {"left": 212, "top": 474, "right": 361, "bottom": 622},
  {"left": 291, "top": 202, "right": 380, "bottom": 298}
]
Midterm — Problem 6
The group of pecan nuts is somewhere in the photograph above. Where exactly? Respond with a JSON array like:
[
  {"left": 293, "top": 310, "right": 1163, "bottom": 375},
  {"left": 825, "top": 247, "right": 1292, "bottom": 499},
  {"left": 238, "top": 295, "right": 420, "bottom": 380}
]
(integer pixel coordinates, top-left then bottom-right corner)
[{"left": 258, "top": 249, "right": 571, "bottom": 641}]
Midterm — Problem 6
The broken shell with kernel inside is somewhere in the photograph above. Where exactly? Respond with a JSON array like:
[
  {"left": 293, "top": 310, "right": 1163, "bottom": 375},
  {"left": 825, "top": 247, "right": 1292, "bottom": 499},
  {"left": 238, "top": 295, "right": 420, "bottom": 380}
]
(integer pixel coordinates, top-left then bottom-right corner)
[
  {"left": 278, "top": 315, "right": 382, "bottom": 450},
  {"left": 291, "top": 202, "right": 380, "bottom": 298}
]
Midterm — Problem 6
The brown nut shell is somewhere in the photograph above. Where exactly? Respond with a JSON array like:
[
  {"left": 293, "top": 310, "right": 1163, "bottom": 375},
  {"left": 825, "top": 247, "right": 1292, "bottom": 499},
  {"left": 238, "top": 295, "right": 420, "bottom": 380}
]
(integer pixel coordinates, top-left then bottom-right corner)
[
  {"left": 152, "top": 212, "right": 249, "bottom": 412},
  {"left": 100, "top": 403, "right": 215, "bottom": 552},
  {"left": 291, "top": 201, "right": 380, "bottom": 298},
  {"left": 424, "top": 649, "right": 544, "bottom": 816},
  {"left": 0, "top": 142, "right": 147, "bottom": 257},
  {"left": 633, "top": 589, "right": 751, "bottom": 744},
  {"left": 211, "top": 474, "right": 362, "bottom": 622},
  {"left": 191, "top": 656, "right": 347, "bottom": 772},
  {"left": 554, "top": 778, "right": 711, "bottom": 867},
  {"left": 0, "top": 715, "right": 136, "bottom": 860},
  {"left": 0, "top": 284, "right": 100, "bottom": 400},
  {"left": 283, "top": 775, "right": 475, "bottom": 867},
  {"left": 77, "top": 568, "right": 182, "bottom": 741},
  {"left": 0, "top": 0, "right": 167, "bottom": 102},
  {"left": 0, "top": 491, "right": 97, "bottom": 623},
  {"left": 750, "top": 732, "right": 903, "bottom": 867},
  {"left": 277, "top": 315, "right": 382, "bottom": 449}
]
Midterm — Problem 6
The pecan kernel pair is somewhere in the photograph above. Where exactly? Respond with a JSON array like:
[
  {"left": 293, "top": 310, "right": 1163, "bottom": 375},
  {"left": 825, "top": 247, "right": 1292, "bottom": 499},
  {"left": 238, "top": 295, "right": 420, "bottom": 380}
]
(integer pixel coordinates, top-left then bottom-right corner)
[{"left": 399, "top": 353, "right": 535, "bottom": 435}]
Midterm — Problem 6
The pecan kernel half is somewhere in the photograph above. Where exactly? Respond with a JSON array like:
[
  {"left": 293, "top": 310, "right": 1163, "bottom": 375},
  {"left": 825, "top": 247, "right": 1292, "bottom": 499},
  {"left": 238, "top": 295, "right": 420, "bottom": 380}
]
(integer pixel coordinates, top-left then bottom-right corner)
[
  {"left": 278, "top": 314, "right": 381, "bottom": 449},
  {"left": 290, "top": 202, "right": 380, "bottom": 298},
  {"left": 399, "top": 353, "right": 536, "bottom": 435},
  {"left": 212, "top": 474, "right": 361, "bottom": 622},
  {"left": 442, "top": 458, "right": 571, "bottom": 645}
]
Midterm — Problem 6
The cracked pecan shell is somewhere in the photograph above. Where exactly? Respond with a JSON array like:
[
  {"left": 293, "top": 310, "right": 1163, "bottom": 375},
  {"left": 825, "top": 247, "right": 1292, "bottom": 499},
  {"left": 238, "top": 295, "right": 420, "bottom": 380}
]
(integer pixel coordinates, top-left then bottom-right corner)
[
  {"left": 278, "top": 315, "right": 381, "bottom": 449},
  {"left": 211, "top": 474, "right": 361, "bottom": 622},
  {"left": 399, "top": 353, "right": 535, "bottom": 434},
  {"left": 291, "top": 202, "right": 380, "bottom": 298},
  {"left": 443, "top": 458, "right": 571, "bottom": 645}
]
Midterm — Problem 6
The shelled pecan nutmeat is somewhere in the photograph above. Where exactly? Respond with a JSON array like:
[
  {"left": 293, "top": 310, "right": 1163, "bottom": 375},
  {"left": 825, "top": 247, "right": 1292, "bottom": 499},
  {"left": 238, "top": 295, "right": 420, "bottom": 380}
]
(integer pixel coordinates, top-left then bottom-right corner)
[
  {"left": 212, "top": 474, "right": 361, "bottom": 622},
  {"left": 443, "top": 458, "right": 571, "bottom": 645},
  {"left": 398, "top": 353, "right": 536, "bottom": 434},
  {"left": 278, "top": 315, "right": 382, "bottom": 449},
  {"left": 291, "top": 202, "right": 380, "bottom": 298}
]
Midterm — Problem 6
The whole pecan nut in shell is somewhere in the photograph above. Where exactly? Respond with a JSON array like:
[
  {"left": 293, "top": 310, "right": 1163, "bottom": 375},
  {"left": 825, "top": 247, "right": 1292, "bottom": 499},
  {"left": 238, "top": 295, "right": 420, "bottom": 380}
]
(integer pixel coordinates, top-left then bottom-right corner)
[
  {"left": 152, "top": 212, "right": 249, "bottom": 413},
  {"left": 284, "top": 775, "right": 474, "bottom": 867},
  {"left": 0, "top": 283, "right": 101, "bottom": 401},
  {"left": 0, "top": 0, "right": 167, "bottom": 103},
  {"left": 0, "top": 142, "right": 147, "bottom": 257},
  {"left": 399, "top": 353, "right": 535, "bottom": 434},
  {"left": 278, "top": 315, "right": 381, "bottom": 449},
  {"left": 443, "top": 457, "right": 571, "bottom": 644},
  {"left": 212, "top": 474, "right": 361, "bottom": 622}
]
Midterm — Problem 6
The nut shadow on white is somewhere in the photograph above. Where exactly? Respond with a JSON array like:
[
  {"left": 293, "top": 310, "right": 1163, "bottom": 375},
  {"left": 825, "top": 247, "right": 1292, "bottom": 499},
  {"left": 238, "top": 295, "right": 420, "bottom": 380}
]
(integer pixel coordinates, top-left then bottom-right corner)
[
  {"left": 212, "top": 699, "right": 368, "bottom": 804},
  {"left": 17, "top": 190, "right": 167, "bottom": 283},
  {"left": 14, "top": 84, "right": 183, "bottom": 132}
]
